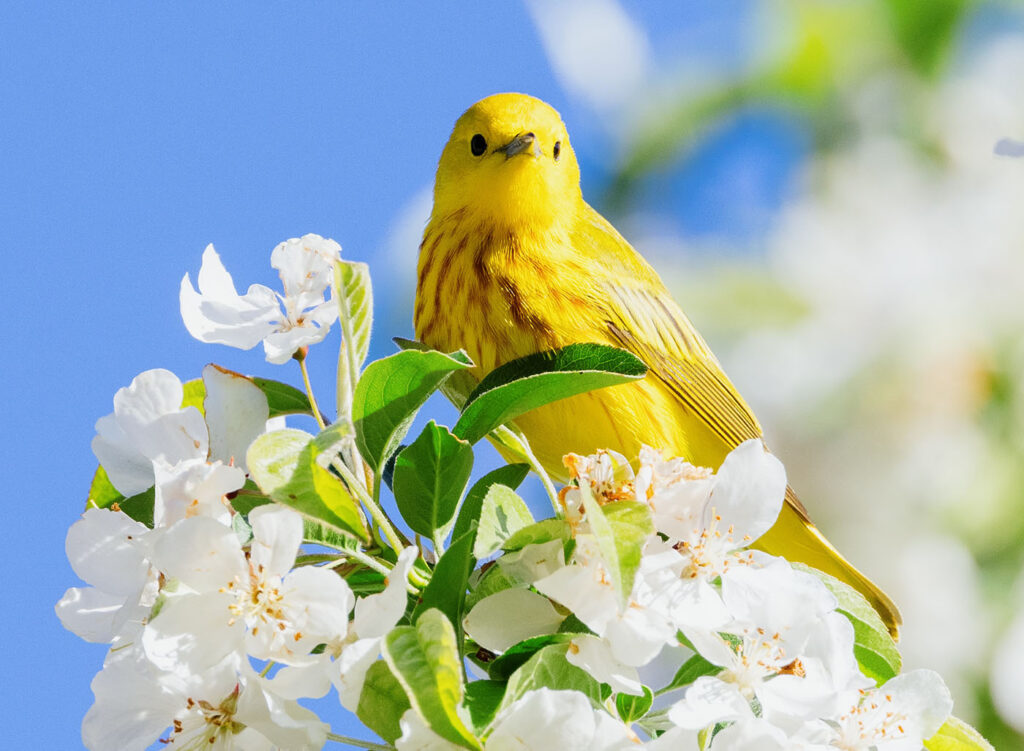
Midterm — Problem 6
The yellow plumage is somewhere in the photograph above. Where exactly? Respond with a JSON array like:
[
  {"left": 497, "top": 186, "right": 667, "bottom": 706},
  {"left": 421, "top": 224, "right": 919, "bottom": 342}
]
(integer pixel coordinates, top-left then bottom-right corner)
[{"left": 414, "top": 93, "right": 901, "bottom": 636}]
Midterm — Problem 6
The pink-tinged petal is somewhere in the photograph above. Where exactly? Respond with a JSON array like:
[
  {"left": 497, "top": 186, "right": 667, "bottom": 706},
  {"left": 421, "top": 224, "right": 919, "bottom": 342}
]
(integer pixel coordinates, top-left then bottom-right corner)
[
  {"left": 464, "top": 588, "right": 564, "bottom": 652},
  {"left": 704, "top": 439, "right": 786, "bottom": 544},
  {"left": 249, "top": 505, "right": 303, "bottom": 578},
  {"left": 153, "top": 516, "right": 246, "bottom": 591},
  {"left": 202, "top": 364, "right": 270, "bottom": 473},
  {"left": 65, "top": 508, "right": 150, "bottom": 594},
  {"left": 353, "top": 547, "right": 417, "bottom": 638}
]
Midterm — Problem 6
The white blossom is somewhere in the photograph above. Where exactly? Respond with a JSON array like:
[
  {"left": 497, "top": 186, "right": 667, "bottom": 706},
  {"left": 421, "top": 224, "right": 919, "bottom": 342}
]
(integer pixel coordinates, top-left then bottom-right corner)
[
  {"left": 55, "top": 508, "right": 157, "bottom": 645},
  {"left": 146, "top": 505, "right": 353, "bottom": 672},
  {"left": 180, "top": 235, "right": 341, "bottom": 364},
  {"left": 91, "top": 369, "right": 208, "bottom": 496},
  {"left": 82, "top": 649, "right": 326, "bottom": 750}
]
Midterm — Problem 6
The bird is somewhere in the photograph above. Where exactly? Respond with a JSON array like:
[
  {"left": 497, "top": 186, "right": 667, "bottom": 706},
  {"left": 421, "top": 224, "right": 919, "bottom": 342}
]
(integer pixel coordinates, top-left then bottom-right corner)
[{"left": 413, "top": 92, "right": 901, "bottom": 636}]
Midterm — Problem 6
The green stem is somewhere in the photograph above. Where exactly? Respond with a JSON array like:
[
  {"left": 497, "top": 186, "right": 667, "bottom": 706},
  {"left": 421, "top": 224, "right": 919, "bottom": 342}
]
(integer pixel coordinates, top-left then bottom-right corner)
[
  {"left": 296, "top": 350, "right": 327, "bottom": 431},
  {"left": 432, "top": 529, "right": 446, "bottom": 558},
  {"left": 494, "top": 425, "right": 561, "bottom": 516},
  {"left": 259, "top": 660, "right": 276, "bottom": 678},
  {"left": 326, "top": 732, "right": 394, "bottom": 751},
  {"left": 332, "top": 457, "right": 405, "bottom": 555}
]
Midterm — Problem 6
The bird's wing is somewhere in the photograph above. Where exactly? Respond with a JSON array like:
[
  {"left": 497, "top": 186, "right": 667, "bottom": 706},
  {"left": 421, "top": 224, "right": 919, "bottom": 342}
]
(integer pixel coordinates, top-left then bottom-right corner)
[{"left": 602, "top": 281, "right": 762, "bottom": 447}]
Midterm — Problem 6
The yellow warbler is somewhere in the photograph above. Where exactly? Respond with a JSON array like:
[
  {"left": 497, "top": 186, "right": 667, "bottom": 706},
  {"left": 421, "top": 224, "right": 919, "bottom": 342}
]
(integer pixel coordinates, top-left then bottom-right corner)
[{"left": 414, "top": 93, "right": 901, "bottom": 636}]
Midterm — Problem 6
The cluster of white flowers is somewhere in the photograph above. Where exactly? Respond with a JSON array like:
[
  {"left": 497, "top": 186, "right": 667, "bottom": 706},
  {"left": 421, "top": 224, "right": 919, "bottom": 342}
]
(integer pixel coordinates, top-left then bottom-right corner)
[
  {"left": 58, "top": 362, "right": 419, "bottom": 750},
  {"left": 454, "top": 441, "right": 952, "bottom": 750},
  {"left": 58, "top": 233, "right": 965, "bottom": 750}
]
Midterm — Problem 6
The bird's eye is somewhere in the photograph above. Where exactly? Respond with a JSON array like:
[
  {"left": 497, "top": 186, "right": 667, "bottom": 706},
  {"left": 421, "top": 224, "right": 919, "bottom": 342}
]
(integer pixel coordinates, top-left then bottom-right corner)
[
  {"left": 553, "top": 141, "right": 561, "bottom": 160},
  {"left": 470, "top": 134, "right": 487, "bottom": 156}
]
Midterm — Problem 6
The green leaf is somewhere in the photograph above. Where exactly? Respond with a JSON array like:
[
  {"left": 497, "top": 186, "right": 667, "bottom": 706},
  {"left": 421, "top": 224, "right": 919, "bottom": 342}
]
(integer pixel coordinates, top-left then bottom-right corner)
[
  {"left": 463, "top": 680, "right": 506, "bottom": 733},
  {"left": 246, "top": 428, "right": 368, "bottom": 542},
  {"left": 500, "top": 644, "right": 602, "bottom": 712},
  {"left": 616, "top": 686, "right": 654, "bottom": 723},
  {"left": 452, "top": 464, "right": 530, "bottom": 546},
  {"left": 353, "top": 349, "right": 472, "bottom": 471},
  {"left": 473, "top": 485, "right": 535, "bottom": 559},
  {"left": 925, "top": 716, "right": 995, "bottom": 751},
  {"left": 414, "top": 527, "right": 476, "bottom": 632},
  {"left": 357, "top": 660, "right": 411, "bottom": 745},
  {"left": 382, "top": 609, "right": 481, "bottom": 749},
  {"left": 486, "top": 634, "right": 576, "bottom": 682},
  {"left": 466, "top": 564, "right": 521, "bottom": 612},
  {"left": 227, "top": 481, "right": 273, "bottom": 515},
  {"left": 394, "top": 337, "right": 479, "bottom": 410},
  {"left": 393, "top": 421, "right": 474, "bottom": 539},
  {"left": 188, "top": 374, "right": 314, "bottom": 418},
  {"left": 502, "top": 518, "right": 572, "bottom": 552},
  {"left": 118, "top": 487, "right": 155, "bottom": 527},
  {"left": 581, "top": 493, "right": 654, "bottom": 608},
  {"left": 658, "top": 653, "right": 720, "bottom": 696},
  {"left": 250, "top": 377, "right": 314, "bottom": 417},
  {"left": 87, "top": 465, "right": 122, "bottom": 510},
  {"left": 334, "top": 260, "right": 373, "bottom": 372},
  {"left": 453, "top": 343, "right": 647, "bottom": 444},
  {"left": 793, "top": 563, "right": 902, "bottom": 683}
]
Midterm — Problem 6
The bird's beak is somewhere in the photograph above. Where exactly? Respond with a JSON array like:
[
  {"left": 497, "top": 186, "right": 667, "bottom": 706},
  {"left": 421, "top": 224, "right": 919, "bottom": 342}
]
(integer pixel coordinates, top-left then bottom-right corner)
[{"left": 499, "top": 132, "right": 539, "bottom": 160}]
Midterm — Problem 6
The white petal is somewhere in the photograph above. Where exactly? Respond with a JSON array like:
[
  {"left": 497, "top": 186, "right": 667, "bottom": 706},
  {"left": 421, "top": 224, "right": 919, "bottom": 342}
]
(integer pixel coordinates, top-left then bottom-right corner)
[
  {"left": 268, "top": 660, "right": 333, "bottom": 700},
  {"left": 336, "top": 637, "right": 382, "bottom": 712},
  {"left": 668, "top": 676, "right": 752, "bottom": 729},
  {"left": 143, "top": 592, "right": 242, "bottom": 674},
  {"left": 153, "top": 516, "right": 246, "bottom": 592},
  {"left": 566, "top": 635, "right": 642, "bottom": 695},
  {"left": 81, "top": 649, "right": 180, "bottom": 751},
  {"left": 202, "top": 364, "right": 271, "bottom": 472},
  {"left": 261, "top": 324, "right": 332, "bottom": 364},
  {"left": 396, "top": 709, "right": 463, "bottom": 751},
  {"left": 353, "top": 547, "right": 417, "bottom": 638},
  {"left": 280, "top": 566, "right": 354, "bottom": 646},
  {"left": 91, "top": 414, "right": 155, "bottom": 496},
  {"left": 488, "top": 688, "right": 634, "bottom": 751},
  {"left": 65, "top": 508, "right": 150, "bottom": 593},
  {"left": 705, "top": 439, "right": 786, "bottom": 544},
  {"left": 55, "top": 587, "right": 132, "bottom": 643},
  {"left": 180, "top": 245, "right": 280, "bottom": 349},
  {"left": 498, "top": 539, "right": 565, "bottom": 584},
  {"left": 249, "top": 504, "right": 304, "bottom": 577},
  {"left": 707, "top": 718, "right": 792, "bottom": 750},
  {"left": 464, "top": 588, "right": 564, "bottom": 652},
  {"left": 235, "top": 672, "right": 328, "bottom": 751},
  {"left": 152, "top": 458, "right": 244, "bottom": 527}
]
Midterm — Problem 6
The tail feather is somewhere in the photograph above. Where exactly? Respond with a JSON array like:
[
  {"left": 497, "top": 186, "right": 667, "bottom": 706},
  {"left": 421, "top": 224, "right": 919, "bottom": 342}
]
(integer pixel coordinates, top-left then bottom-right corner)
[{"left": 755, "top": 486, "right": 902, "bottom": 640}]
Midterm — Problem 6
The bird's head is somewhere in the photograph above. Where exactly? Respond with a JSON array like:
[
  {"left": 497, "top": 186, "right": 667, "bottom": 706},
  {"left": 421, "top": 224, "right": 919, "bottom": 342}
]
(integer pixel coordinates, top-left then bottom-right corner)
[{"left": 432, "top": 93, "right": 581, "bottom": 231}]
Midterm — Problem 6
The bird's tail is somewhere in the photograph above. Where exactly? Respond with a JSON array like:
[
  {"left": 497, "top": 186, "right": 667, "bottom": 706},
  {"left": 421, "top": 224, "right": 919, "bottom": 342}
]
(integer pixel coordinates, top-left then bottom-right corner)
[{"left": 755, "top": 487, "right": 902, "bottom": 640}]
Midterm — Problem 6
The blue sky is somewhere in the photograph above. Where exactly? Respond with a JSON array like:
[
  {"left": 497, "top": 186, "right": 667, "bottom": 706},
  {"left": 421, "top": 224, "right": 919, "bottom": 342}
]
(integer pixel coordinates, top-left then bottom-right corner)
[{"left": 2, "top": 2, "right": 773, "bottom": 746}]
